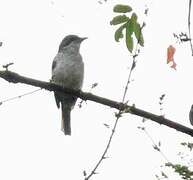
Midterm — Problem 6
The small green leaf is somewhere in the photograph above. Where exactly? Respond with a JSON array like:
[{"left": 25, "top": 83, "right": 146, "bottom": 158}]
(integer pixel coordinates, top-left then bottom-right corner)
[
  {"left": 133, "top": 22, "right": 144, "bottom": 47},
  {"left": 139, "top": 33, "right": 144, "bottom": 46},
  {"left": 114, "top": 23, "right": 126, "bottom": 42},
  {"left": 110, "top": 15, "right": 129, "bottom": 25},
  {"left": 113, "top": 4, "right": 132, "bottom": 13},
  {"left": 126, "top": 26, "right": 134, "bottom": 53}
]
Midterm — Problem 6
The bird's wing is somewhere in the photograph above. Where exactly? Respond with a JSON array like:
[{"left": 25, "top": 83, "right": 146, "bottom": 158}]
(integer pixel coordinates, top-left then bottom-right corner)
[
  {"left": 52, "top": 55, "right": 61, "bottom": 109},
  {"left": 52, "top": 59, "right": 57, "bottom": 72},
  {"left": 54, "top": 92, "right": 60, "bottom": 109}
]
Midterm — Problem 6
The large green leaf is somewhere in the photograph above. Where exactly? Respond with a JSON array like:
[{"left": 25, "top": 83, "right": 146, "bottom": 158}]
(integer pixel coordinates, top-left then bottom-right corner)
[
  {"left": 126, "top": 19, "right": 134, "bottom": 35},
  {"left": 133, "top": 22, "right": 141, "bottom": 40},
  {"left": 114, "top": 23, "right": 126, "bottom": 42},
  {"left": 110, "top": 15, "right": 129, "bottom": 25},
  {"left": 126, "top": 26, "right": 134, "bottom": 53},
  {"left": 128, "top": 12, "right": 138, "bottom": 34},
  {"left": 113, "top": 4, "right": 132, "bottom": 13}
]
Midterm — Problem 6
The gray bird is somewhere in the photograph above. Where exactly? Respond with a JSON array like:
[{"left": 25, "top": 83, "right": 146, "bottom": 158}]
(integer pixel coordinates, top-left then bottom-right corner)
[
  {"left": 189, "top": 104, "right": 193, "bottom": 126},
  {"left": 52, "top": 35, "right": 87, "bottom": 135}
]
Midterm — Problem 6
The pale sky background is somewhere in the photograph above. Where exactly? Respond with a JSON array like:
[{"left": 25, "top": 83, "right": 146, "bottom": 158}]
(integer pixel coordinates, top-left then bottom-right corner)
[{"left": 0, "top": 0, "right": 193, "bottom": 180}]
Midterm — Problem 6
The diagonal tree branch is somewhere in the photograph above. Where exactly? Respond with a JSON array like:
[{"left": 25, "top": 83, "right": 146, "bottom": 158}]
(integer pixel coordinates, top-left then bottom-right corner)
[{"left": 0, "top": 70, "right": 193, "bottom": 137}]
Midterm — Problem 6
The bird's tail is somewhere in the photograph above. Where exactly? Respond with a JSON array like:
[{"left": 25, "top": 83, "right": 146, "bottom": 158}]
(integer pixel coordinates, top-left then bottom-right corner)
[{"left": 61, "top": 103, "right": 71, "bottom": 135}]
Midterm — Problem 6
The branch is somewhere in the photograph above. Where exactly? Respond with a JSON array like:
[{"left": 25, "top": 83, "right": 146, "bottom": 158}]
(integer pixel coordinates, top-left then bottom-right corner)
[{"left": 0, "top": 70, "right": 193, "bottom": 137}]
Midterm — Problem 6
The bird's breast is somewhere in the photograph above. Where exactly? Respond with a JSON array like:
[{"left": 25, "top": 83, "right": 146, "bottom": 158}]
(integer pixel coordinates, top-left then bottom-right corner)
[{"left": 52, "top": 53, "right": 84, "bottom": 90}]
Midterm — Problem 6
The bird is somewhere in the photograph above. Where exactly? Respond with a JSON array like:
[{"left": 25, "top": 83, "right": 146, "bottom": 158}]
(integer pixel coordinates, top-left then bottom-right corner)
[
  {"left": 51, "top": 35, "right": 87, "bottom": 135},
  {"left": 189, "top": 104, "right": 193, "bottom": 126}
]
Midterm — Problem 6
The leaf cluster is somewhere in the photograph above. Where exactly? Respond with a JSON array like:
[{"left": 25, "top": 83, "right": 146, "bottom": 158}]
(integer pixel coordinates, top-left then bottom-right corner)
[
  {"left": 110, "top": 4, "right": 144, "bottom": 53},
  {"left": 165, "top": 162, "right": 193, "bottom": 180}
]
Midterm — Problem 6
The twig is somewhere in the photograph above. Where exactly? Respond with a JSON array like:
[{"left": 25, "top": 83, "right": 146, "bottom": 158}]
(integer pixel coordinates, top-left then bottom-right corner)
[
  {"left": 84, "top": 25, "right": 145, "bottom": 179},
  {"left": 2, "top": 62, "right": 14, "bottom": 71},
  {"left": 0, "top": 88, "right": 42, "bottom": 105},
  {"left": 143, "top": 128, "right": 169, "bottom": 162},
  {"left": 188, "top": 0, "right": 193, "bottom": 56},
  {"left": 84, "top": 57, "right": 135, "bottom": 179},
  {"left": 84, "top": 112, "right": 121, "bottom": 180}
]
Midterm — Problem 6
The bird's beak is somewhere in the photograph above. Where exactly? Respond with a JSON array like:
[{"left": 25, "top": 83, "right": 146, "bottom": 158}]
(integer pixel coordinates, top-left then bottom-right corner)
[{"left": 80, "top": 37, "right": 88, "bottom": 42}]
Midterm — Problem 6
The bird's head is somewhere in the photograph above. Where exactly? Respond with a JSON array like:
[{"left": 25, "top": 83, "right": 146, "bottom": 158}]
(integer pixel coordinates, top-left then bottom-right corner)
[{"left": 58, "top": 35, "right": 87, "bottom": 53}]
